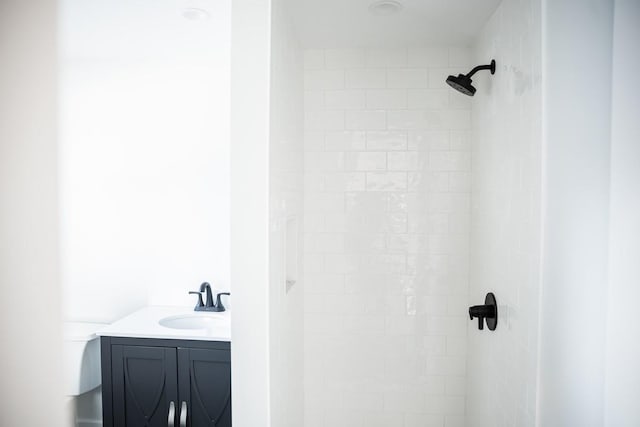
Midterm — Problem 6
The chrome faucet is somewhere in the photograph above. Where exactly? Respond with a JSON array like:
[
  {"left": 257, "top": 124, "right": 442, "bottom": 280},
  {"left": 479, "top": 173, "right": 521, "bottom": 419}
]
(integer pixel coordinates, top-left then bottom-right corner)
[{"left": 189, "top": 282, "right": 230, "bottom": 312}]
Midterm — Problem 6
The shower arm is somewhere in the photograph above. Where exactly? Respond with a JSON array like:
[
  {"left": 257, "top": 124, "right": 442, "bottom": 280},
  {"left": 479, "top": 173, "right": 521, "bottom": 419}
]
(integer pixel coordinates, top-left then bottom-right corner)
[{"left": 465, "top": 63, "right": 494, "bottom": 78}]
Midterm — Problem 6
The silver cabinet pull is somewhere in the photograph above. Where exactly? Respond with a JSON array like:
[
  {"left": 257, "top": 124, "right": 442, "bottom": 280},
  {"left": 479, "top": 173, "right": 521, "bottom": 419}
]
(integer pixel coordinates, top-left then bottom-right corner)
[
  {"left": 168, "top": 401, "right": 176, "bottom": 427},
  {"left": 179, "top": 401, "right": 187, "bottom": 427}
]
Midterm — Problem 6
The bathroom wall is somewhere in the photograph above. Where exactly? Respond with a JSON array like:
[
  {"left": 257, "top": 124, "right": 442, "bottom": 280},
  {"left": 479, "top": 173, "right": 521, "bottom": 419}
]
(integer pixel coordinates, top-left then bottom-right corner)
[
  {"left": 539, "top": 0, "right": 614, "bottom": 424},
  {"left": 0, "top": 1, "right": 67, "bottom": 425},
  {"left": 605, "top": 0, "right": 640, "bottom": 424},
  {"left": 302, "top": 47, "right": 472, "bottom": 427},
  {"left": 59, "top": 0, "right": 232, "bottom": 324},
  {"left": 229, "top": 0, "right": 271, "bottom": 424},
  {"left": 467, "top": 0, "right": 542, "bottom": 425},
  {"left": 269, "top": 0, "right": 305, "bottom": 426}
]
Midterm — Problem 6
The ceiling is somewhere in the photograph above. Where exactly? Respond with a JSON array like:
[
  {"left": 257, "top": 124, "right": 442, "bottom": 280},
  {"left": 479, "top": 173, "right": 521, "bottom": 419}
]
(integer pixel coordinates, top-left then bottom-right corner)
[
  {"left": 289, "top": 0, "right": 502, "bottom": 48},
  {"left": 60, "top": 0, "right": 230, "bottom": 63},
  {"left": 60, "top": 0, "right": 502, "bottom": 60}
]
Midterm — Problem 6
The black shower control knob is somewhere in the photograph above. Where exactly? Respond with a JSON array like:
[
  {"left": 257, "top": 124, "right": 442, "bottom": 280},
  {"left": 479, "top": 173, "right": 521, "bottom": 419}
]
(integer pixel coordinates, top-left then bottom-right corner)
[{"left": 468, "top": 292, "right": 498, "bottom": 331}]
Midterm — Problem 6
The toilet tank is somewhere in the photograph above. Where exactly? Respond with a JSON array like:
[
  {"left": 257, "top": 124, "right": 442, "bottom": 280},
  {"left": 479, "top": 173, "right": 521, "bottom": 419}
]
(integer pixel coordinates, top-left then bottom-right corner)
[{"left": 63, "top": 322, "right": 107, "bottom": 397}]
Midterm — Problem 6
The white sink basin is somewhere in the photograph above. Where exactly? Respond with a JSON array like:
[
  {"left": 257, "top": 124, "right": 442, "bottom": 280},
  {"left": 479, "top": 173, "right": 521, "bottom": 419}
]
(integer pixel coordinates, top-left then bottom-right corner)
[
  {"left": 159, "top": 314, "right": 224, "bottom": 330},
  {"left": 98, "top": 307, "right": 231, "bottom": 342}
]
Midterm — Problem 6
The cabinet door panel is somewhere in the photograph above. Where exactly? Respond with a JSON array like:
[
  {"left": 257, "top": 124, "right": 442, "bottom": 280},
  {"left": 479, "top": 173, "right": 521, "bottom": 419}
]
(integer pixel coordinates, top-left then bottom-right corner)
[
  {"left": 112, "top": 345, "right": 178, "bottom": 427},
  {"left": 178, "top": 348, "right": 232, "bottom": 427}
]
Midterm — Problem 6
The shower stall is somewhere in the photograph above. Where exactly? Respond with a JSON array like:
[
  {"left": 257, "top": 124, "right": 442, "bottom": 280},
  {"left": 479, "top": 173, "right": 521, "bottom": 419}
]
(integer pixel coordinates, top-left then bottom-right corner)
[
  {"left": 231, "top": 0, "right": 640, "bottom": 426},
  {"left": 263, "top": 0, "right": 542, "bottom": 425},
  {"left": 298, "top": 3, "right": 541, "bottom": 425}
]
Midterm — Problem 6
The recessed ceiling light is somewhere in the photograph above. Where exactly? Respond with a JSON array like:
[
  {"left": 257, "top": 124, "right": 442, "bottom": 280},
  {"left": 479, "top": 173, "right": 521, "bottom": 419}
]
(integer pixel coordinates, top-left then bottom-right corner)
[
  {"left": 369, "top": 0, "right": 403, "bottom": 16},
  {"left": 182, "top": 7, "right": 210, "bottom": 21}
]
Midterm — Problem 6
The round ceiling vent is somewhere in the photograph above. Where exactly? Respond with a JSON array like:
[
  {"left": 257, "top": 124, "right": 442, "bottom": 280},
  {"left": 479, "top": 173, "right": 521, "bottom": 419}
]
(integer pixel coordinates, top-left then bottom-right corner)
[
  {"left": 368, "top": 0, "right": 404, "bottom": 16},
  {"left": 181, "top": 8, "right": 210, "bottom": 21}
]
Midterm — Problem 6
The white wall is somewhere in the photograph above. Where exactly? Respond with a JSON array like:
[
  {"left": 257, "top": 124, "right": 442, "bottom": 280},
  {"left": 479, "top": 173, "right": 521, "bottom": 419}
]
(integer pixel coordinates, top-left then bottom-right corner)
[
  {"left": 605, "top": 0, "right": 640, "bottom": 424},
  {"left": 466, "top": 0, "right": 543, "bottom": 426},
  {"left": 302, "top": 47, "right": 472, "bottom": 427},
  {"left": 59, "top": 0, "right": 231, "bottom": 323},
  {"left": 0, "top": 1, "right": 67, "bottom": 425},
  {"left": 230, "top": 0, "right": 272, "bottom": 426},
  {"left": 539, "top": 0, "right": 614, "bottom": 425},
  {"left": 269, "top": 1, "right": 305, "bottom": 426}
]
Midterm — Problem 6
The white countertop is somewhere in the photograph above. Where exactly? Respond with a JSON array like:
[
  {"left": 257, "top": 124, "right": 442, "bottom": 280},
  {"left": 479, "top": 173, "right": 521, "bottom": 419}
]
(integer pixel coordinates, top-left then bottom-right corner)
[{"left": 97, "top": 306, "right": 231, "bottom": 342}]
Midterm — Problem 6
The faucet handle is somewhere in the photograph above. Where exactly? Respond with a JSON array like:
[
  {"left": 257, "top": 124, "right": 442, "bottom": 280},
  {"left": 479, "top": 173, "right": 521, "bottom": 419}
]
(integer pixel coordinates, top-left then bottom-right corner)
[
  {"left": 214, "top": 292, "right": 230, "bottom": 312},
  {"left": 189, "top": 291, "right": 205, "bottom": 309}
]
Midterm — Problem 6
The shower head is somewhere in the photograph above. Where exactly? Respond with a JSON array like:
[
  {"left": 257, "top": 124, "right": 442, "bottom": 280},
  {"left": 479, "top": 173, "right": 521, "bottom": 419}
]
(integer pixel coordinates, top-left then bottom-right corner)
[
  {"left": 446, "top": 59, "right": 496, "bottom": 96},
  {"left": 446, "top": 74, "right": 476, "bottom": 96}
]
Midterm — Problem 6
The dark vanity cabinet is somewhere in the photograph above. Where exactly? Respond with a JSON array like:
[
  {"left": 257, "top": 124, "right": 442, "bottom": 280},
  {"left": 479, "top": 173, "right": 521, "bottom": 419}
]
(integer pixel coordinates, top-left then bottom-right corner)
[{"left": 101, "top": 337, "right": 231, "bottom": 427}]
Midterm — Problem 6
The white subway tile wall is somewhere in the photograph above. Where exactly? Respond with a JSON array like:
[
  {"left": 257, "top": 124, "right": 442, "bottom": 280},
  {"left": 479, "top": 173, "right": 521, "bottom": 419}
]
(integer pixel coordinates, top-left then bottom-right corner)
[
  {"left": 466, "top": 0, "right": 542, "bottom": 426},
  {"left": 303, "top": 47, "right": 472, "bottom": 427}
]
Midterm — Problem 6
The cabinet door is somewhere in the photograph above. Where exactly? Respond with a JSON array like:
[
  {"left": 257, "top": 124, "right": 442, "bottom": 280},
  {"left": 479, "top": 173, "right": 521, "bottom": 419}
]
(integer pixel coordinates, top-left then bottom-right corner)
[
  {"left": 112, "top": 345, "right": 179, "bottom": 427},
  {"left": 177, "top": 348, "right": 232, "bottom": 427}
]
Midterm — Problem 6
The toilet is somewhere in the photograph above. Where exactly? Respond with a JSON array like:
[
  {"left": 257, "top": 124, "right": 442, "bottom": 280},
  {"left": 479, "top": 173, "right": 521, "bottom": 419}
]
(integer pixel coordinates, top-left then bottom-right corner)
[
  {"left": 64, "top": 322, "right": 108, "bottom": 426},
  {"left": 63, "top": 322, "right": 106, "bottom": 397}
]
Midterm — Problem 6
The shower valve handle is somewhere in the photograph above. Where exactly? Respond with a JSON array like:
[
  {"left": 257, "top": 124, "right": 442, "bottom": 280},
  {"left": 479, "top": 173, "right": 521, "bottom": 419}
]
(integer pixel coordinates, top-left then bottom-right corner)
[
  {"left": 469, "top": 305, "right": 495, "bottom": 330},
  {"left": 468, "top": 293, "right": 498, "bottom": 331}
]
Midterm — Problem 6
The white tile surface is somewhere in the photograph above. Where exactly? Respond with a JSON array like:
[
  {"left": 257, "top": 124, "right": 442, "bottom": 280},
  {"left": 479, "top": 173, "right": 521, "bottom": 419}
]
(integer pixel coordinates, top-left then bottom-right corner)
[
  {"left": 448, "top": 47, "right": 473, "bottom": 67},
  {"left": 304, "top": 68, "right": 345, "bottom": 90},
  {"left": 366, "top": 172, "right": 408, "bottom": 191},
  {"left": 303, "top": 47, "right": 472, "bottom": 426},
  {"left": 466, "top": 0, "right": 542, "bottom": 426},
  {"left": 304, "top": 131, "right": 325, "bottom": 151},
  {"left": 325, "top": 131, "right": 366, "bottom": 151},
  {"left": 345, "top": 152, "right": 387, "bottom": 171},
  {"left": 429, "top": 152, "right": 471, "bottom": 171},
  {"left": 304, "top": 90, "right": 324, "bottom": 111},
  {"left": 304, "top": 110, "right": 345, "bottom": 130},
  {"left": 408, "top": 47, "right": 449, "bottom": 68},
  {"left": 366, "top": 48, "right": 408, "bottom": 68},
  {"left": 304, "top": 50, "right": 325, "bottom": 69},
  {"left": 346, "top": 69, "right": 387, "bottom": 89},
  {"left": 409, "top": 130, "right": 450, "bottom": 151},
  {"left": 388, "top": 152, "right": 422, "bottom": 171},
  {"left": 325, "top": 90, "right": 367, "bottom": 110},
  {"left": 387, "top": 68, "right": 429, "bottom": 88},
  {"left": 367, "top": 131, "right": 408, "bottom": 151},
  {"left": 304, "top": 152, "right": 345, "bottom": 171},
  {"left": 408, "top": 89, "right": 450, "bottom": 109},
  {"left": 325, "top": 49, "right": 366, "bottom": 69},
  {"left": 346, "top": 110, "right": 387, "bottom": 130},
  {"left": 366, "top": 89, "right": 408, "bottom": 110}
]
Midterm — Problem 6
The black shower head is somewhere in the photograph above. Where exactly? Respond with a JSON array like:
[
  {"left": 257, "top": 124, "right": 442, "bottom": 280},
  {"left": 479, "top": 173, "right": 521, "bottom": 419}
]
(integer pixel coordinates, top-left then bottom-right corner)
[
  {"left": 446, "top": 74, "right": 476, "bottom": 96},
  {"left": 446, "top": 59, "right": 496, "bottom": 97}
]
